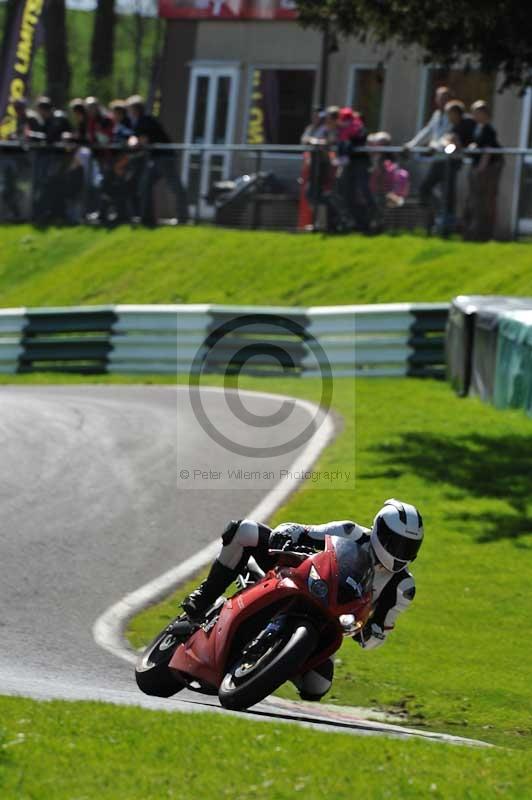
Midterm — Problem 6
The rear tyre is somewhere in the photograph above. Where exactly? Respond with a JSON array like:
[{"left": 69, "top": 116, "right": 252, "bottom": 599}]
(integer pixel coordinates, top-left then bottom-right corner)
[
  {"left": 218, "top": 618, "right": 318, "bottom": 711},
  {"left": 135, "top": 619, "right": 191, "bottom": 698}
]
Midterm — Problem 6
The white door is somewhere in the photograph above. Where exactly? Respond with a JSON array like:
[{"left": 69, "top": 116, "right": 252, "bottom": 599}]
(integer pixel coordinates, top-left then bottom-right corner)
[{"left": 183, "top": 65, "right": 239, "bottom": 218}]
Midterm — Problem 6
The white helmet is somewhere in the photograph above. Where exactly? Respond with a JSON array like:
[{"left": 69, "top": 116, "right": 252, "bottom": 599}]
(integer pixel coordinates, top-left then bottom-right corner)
[{"left": 370, "top": 498, "right": 424, "bottom": 573}]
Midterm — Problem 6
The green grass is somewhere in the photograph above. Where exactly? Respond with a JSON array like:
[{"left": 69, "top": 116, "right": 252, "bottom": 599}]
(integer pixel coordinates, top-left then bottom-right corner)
[
  {"left": 124, "top": 375, "right": 532, "bottom": 753},
  {"left": 0, "top": 695, "right": 530, "bottom": 800},
  {"left": 1, "top": 226, "right": 532, "bottom": 308}
]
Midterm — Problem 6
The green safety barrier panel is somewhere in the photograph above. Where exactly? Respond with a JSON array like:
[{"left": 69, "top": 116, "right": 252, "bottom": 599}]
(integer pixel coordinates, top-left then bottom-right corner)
[{"left": 493, "top": 311, "right": 532, "bottom": 415}]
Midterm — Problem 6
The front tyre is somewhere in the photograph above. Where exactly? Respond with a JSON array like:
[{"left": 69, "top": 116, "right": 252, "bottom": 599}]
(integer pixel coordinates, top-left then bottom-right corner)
[
  {"left": 135, "top": 618, "right": 191, "bottom": 697},
  {"left": 219, "top": 618, "right": 318, "bottom": 711}
]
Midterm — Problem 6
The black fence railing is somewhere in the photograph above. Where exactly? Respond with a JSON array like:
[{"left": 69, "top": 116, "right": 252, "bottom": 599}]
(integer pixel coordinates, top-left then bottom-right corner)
[{"left": 0, "top": 141, "right": 529, "bottom": 238}]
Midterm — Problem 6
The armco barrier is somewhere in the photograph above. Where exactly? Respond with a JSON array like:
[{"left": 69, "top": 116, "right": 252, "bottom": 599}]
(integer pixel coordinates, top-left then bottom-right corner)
[
  {"left": 0, "top": 308, "right": 26, "bottom": 374},
  {"left": 0, "top": 303, "right": 449, "bottom": 377}
]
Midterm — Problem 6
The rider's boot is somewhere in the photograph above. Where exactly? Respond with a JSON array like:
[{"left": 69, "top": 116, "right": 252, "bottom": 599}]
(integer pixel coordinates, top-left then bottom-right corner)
[{"left": 181, "top": 560, "right": 236, "bottom": 622}]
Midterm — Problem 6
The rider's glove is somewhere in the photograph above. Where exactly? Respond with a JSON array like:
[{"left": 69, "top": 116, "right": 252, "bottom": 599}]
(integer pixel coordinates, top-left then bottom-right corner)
[
  {"left": 269, "top": 531, "right": 293, "bottom": 551},
  {"left": 353, "top": 622, "right": 387, "bottom": 650}
]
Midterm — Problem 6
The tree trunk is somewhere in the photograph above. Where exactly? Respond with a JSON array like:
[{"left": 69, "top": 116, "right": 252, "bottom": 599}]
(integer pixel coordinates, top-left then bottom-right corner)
[
  {"left": 132, "top": 1, "right": 144, "bottom": 94},
  {"left": 44, "top": 0, "right": 71, "bottom": 107},
  {"left": 90, "top": 0, "right": 116, "bottom": 90}
]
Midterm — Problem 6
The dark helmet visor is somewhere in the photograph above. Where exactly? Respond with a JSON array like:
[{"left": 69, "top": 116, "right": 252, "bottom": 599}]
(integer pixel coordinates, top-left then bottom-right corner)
[{"left": 376, "top": 518, "right": 421, "bottom": 562}]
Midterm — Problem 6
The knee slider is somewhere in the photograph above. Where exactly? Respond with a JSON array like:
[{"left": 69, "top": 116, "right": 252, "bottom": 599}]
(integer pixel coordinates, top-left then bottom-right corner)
[{"left": 235, "top": 519, "right": 260, "bottom": 549}]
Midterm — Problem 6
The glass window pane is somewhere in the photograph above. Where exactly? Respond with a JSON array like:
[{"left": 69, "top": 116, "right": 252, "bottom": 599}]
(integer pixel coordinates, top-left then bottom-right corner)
[
  {"left": 192, "top": 76, "right": 209, "bottom": 143},
  {"left": 423, "top": 68, "right": 495, "bottom": 123},
  {"left": 351, "top": 68, "right": 385, "bottom": 132},
  {"left": 247, "top": 69, "right": 315, "bottom": 145},
  {"left": 214, "top": 76, "right": 231, "bottom": 145}
]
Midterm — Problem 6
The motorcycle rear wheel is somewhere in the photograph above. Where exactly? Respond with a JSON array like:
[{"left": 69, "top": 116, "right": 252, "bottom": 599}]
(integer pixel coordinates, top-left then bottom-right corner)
[
  {"left": 135, "top": 618, "right": 191, "bottom": 698},
  {"left": 218, "top": 618, "right": 318, "bottom": 711}
]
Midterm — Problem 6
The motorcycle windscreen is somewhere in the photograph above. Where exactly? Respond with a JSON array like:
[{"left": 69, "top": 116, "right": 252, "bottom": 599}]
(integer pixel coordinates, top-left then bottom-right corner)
[{"left": 332, "top": 537, "right": 375, "bottom": 605}]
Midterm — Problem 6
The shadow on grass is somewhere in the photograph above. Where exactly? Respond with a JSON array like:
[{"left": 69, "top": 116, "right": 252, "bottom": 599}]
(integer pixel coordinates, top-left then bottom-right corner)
[{"left": 367, "top": 432, "right": 532, "bottom": 544}]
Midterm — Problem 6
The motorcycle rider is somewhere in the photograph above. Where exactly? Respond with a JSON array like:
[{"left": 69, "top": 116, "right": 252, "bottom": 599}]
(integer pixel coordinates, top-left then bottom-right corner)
[{"left": 182, "top": 498, "right": 423, "bottom": 701}]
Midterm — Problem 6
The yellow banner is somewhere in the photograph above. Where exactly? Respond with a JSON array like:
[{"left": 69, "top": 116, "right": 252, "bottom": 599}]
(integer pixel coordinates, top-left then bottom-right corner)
[{"left": 0, "top": 0, "right": 45, "bottom": 140}]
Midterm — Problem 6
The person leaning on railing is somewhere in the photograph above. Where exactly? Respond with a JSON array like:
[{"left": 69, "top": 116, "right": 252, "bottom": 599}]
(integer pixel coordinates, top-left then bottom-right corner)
[
  {"left": 463, "top": 100, "right": 504, "bottom": 242},
  {"left": 1, "top": 99, "right": 40, "bottom": 222},
  {"left": 368, "top": 131, "right": 410, "bottom": 232},
  {"left": 31, "top": 97, "right": 72, "bottom": 224},
  {"left": 335, "top": 107, "right": 375, "bottom": 234},
  {"left": 126, "top": 94, "right": 189, "bottom": 226},
  {"left": 98, "top": 100, "right": 138, "bottom": 225}
]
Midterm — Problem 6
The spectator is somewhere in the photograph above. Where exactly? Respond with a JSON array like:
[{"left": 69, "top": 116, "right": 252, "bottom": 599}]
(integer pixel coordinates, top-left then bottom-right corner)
[
  {"left": 126, "top": 94, "right": 188, "bottom": 225},
  {"left": 85, "top": 96, "right": 113, "bottom": 145},
  {"left": 336, "top": 107, "right": 374, "bottom": 232},
  {"left": 32, "top": 96, "right": 71, "bottom": 142},
  {"left": 439, "top": 100, "right": 476, "bottom": 232},
  {"left": 416, "top": 98, "right": 473, "bottom": 235},
  {"left": 300, "top": 106, "right": 327, "bottom": 145},
  {"left": 99, "top": 100, "right": 137, "bottom": 224},
  {"left": 82, "top": 97, "right": 114, "bottom": 221},
  {"left": 11, "top": 98, "right": 40, "bottom": 140},
  {"left": 32, "top": 97, "right": 71, "bottom": 223},
  {"left": 405, "top": 85, "right": 452, "bottom": 150},
  {"left": 45, "top": 133, "right": 85, "bottom": 224},
  {"left": 324, "top": 106, "right": 340, "bottom": 145},
  {"left": 368, "top": 131, "right": 410, "bottom": 206},
  {"left": 445, "top": 100, "right": 476, "bottom": 149},
  {"left": 109, "top": 100, "right": 134, "bottom": 143},
  {"left": 69, "top": 98, "right": 88, "bottom": 144},
  {"left": 1, "top": 99, "right": 40, "bottom": 221},
  {"left": 300, "top": 109, "right": 329, "bottom": 221},
  {"left": 463, "top": 100, "right": 503, "bottom": 241}
]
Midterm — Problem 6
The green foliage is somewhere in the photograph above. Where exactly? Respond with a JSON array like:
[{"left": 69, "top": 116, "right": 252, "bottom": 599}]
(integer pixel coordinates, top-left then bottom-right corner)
[
  {"left": 127, "top": 376, "right": 532, "bottom": 751},
  {"left": 30, "top": 9, "right": 161, "bottom": 103},
  {"left": 1, "top": 226, "right": 532, "bottom": 307},
  {"left": 0, "top": 695, "right": 530, "bottom": 799},
  {"left": 296, "top": 1, "right": 532, "bottom": 91}
]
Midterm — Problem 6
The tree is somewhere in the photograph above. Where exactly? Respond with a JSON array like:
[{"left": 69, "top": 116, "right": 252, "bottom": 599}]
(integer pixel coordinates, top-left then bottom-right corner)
[
  {"left": 44, "top": 0, "right": 71, "bottom": 107},
  {"left": 90, "top": 0, "right": 116, "bottom": 94},
  {"left": 295, "top": 0, "right": 532, "bottom": 91}
]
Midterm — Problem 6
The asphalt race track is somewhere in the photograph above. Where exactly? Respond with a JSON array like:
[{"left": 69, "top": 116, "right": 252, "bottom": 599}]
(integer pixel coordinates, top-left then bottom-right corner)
[{"left": 0, "top": 386, "right": 486, "bottom": 745}]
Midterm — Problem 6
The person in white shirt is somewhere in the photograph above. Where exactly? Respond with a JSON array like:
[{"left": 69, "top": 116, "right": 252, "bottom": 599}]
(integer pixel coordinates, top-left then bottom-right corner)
[{"left": 405, "top": 85, "right": 452, "bottom": 149}]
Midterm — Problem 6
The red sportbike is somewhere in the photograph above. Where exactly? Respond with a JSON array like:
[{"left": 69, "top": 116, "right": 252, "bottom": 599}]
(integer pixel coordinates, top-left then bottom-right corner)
[{"left": 135, "top": 535, "right": 374, "bottom": 710}]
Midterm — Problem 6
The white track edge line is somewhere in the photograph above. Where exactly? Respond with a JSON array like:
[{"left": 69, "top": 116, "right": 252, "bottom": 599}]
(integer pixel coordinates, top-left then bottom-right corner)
[{"left": 92, "top": 387, "right": 335, "bottom": 666}]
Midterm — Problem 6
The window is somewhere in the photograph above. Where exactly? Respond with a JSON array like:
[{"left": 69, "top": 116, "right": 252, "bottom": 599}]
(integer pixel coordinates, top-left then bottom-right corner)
[
  {"left": 247, "top": 68, "right": 315, "bottom": 145},
  {"left": 421, "top": 67, "right": 495, "bottom": 123},
  {"left": 348, "top": 66, "right": 385, "bottom": 132}
]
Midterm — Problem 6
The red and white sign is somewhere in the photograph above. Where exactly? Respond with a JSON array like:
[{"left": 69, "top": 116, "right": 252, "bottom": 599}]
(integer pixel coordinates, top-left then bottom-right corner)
[{"left": 159, "top": 0, "right": 297, "bottom": 20}]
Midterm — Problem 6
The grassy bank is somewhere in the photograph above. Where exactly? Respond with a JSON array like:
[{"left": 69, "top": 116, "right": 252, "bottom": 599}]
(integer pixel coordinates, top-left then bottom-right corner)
[
  {"left": 123, "top": 375, "right": 532, "bottom": 752},
  {"left": 0, "top": 695, "right": 530, "bottom": 800},
  {"left": 1, "top": 226, "right": 532, "bottom": 308}
]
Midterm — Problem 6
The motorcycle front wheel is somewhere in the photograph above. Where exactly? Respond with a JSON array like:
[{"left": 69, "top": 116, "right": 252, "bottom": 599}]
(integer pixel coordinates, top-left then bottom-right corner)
[
  {"left": 135, "top": 618, "right": 191, "bottom": 698},
  {"left": 218, "top": 617, "right": 318, "bottom": 711}
]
